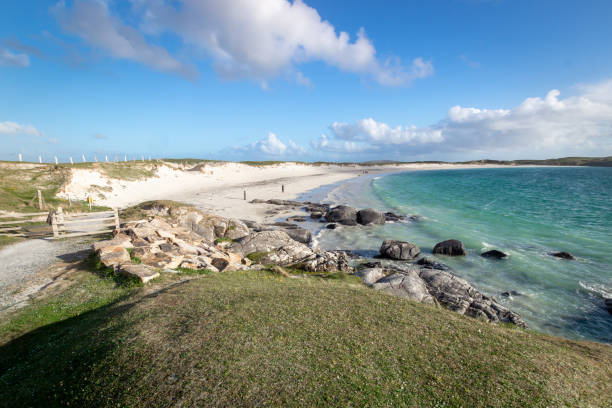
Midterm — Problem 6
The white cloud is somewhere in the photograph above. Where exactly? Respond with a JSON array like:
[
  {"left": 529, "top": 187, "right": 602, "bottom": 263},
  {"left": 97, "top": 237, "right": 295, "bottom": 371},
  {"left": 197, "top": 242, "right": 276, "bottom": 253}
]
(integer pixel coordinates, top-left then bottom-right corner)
[
  {"left": 0, "top": 121, "right": 40, "bottom": 136},
  {"left": 125, "top": 0, "right": 431, "bottom": 85},
  {"left": 251, "top": 132, "right": 306, "bottom": 156},
  {"left": 330, "top": 118, "right": 443, "bottom": 145},
  {"left": 0, "top": 48, "right": 30, "bottom": 67},
  {"left": 319, "top": 79, "right": 612, "bottom": 159},
  {"left": 52, "top": 0, "right": 197, "bottom": 79}
]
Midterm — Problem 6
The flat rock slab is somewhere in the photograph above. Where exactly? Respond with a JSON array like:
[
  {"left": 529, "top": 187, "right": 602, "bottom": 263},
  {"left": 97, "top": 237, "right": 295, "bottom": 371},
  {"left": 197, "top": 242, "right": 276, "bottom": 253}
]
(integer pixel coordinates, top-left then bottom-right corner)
[
  {"left": 120, "top": 264, "right": 160, "bottom": 284},
  {"left": 98, "top": 246, "right": 130, "bottom": 267}
]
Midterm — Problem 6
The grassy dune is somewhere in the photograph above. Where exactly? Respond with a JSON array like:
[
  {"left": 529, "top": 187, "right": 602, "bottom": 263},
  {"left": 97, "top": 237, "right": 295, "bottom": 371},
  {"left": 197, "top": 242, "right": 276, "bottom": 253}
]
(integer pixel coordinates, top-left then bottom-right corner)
[{"left": 0, "top": 269, "right": 609, "bottom": 407}]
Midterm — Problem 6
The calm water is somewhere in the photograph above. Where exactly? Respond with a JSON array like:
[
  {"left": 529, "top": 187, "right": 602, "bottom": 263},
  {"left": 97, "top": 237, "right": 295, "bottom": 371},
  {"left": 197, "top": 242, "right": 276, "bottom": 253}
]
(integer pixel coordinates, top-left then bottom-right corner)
[{"left": 307, "top": 167, "right": 612, "bottom": 343}]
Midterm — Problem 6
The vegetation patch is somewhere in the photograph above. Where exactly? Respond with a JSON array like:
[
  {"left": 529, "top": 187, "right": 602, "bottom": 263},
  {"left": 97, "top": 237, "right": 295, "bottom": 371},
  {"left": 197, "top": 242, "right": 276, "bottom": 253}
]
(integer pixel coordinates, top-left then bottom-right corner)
[
  {"left": 246, "top": 251, "right": 270, "bottom": 263},
  {"left": 214, "top": 237, "right": 234, "bottom": 244}
]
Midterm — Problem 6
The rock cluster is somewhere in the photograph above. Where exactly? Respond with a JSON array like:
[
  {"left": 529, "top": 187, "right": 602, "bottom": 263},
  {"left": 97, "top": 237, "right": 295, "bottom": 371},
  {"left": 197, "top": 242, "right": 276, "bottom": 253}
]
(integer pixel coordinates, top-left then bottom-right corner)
[
  {"left": 229, "top": 230, "right": 352, "bottom": 273},
  {"left": 356, "top": 261, "right": 526, "bottom": 327},
  {"left": 250, "top": 199, "right": 410, "bottom": 227}
]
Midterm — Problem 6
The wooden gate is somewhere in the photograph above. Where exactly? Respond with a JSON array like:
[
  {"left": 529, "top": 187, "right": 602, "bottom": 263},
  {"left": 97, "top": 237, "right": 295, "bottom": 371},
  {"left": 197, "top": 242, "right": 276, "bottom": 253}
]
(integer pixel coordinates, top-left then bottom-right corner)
[{"left": 50, "top": 208, "right": 120, "bottom": 239}]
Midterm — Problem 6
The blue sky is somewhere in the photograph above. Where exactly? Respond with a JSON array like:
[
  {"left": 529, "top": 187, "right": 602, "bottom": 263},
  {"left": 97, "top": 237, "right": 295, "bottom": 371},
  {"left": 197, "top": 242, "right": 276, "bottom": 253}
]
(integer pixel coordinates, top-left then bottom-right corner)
[{"left": 1, "top": 0, "right": 611, "bottom": 162}]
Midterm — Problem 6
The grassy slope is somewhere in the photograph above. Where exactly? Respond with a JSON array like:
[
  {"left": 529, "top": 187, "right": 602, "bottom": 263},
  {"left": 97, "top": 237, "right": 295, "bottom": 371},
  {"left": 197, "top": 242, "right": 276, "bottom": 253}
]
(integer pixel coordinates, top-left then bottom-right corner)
[{"left": 0, "top": 270, "right": 609, "bottom": 408}]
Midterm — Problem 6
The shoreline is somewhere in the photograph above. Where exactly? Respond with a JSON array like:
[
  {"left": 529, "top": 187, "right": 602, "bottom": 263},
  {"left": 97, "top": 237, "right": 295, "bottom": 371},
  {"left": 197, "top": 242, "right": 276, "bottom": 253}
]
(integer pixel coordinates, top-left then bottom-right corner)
[{"left": 58, "top": 161, "right": 547, "bottom": 223}]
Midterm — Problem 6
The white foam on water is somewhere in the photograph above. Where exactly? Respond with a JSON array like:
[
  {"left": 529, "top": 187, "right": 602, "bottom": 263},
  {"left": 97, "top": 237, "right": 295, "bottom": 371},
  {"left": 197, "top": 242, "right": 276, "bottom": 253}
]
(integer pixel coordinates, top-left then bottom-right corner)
[{"left": 579, "top": 281, "right": 612, "bottom": 298}]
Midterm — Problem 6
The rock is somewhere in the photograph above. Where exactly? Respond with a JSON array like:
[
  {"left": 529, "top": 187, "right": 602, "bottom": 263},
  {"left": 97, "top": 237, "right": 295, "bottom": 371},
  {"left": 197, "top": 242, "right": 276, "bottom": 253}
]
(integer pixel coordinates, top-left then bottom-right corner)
[
  {"left": 416, "top": 257, "right": 450, "bottom": 271},
  {"left": 356, "top": 208, "right": 386, "bottom": 225},
  {"left": 223, "top": 219, "right": 250, "bottom": 240},
  {"left": 605, "top": 298, "right": 612, "bottom": 315},
  {"left": 310, "top": 212, "right": 323, "bottom": 219},
  {"left": 287, "top": 216, "right": 307, "bottom": 222},
  {"left": 360, "top": 261, "right": 382, "bottom": 269},
  {"left": 372, "top": 267, "right": 435, "bottom": 303},
  {"left": 379, "top": 240, "right": 420, "bottom": 260},
  {"left": 433, "top": 239, "right": 466, "bottom": 256},
  {"left": 300, "top": 251, "right": 353, "bottom": 273},
  {"left": 211, "top": 257, "right": 230, "bottom": 271},
  {"left": 140, "top": 252, "right": 183, "bottom": 269},
  {"left": 384, "top": 212, "right": 405, "bottom": 222},
  {"left": 159, "top": 243, "right": 174, "bottom": 252},
  {"left": 325, "top": 205, "right": 357, "bottom": 226},
  {"left": 550, "top": 251, "right": 575, "bottom": 260},
  {"left": 481, "top": 249, "right": 508, "bottom": 259},
  {"left": 501, "top": 290, "right": 521, "bottom": 298},
  {"left": 354, "top": 268, "right": 386, "bottom": 286},
  {"left": 326, "top": 223, "right": 337, "bottom": 230},
  {"left": 230, "top": 230, "right": 299, "bottom": 255},
  {"left": 97, "top": 246, "right": 130, "bottom": 267},
  {"left": 284, "top": 227, "right": 312, "bottom": 244},
  {"left": 93, "top": 234, "right": 133, "bottom": 252},
  {"left": 417, "top": 267, "right": 525, "bottom": 326},
  {"left": 120, "top": 264, "right": 160, "bottom": 284}
]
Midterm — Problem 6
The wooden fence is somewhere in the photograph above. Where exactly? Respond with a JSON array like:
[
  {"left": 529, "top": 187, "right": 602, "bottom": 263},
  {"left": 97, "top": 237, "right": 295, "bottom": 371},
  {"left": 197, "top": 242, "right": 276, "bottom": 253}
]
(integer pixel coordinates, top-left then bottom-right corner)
[
  {"left": 50, "top": 208, "right": 120, "bottom": 239},
  {"left": 0, "top": 208, "right": 120, "bottom": 239},
  {"left": 0, "top": 212, "right": 50, "bottom": 238}
]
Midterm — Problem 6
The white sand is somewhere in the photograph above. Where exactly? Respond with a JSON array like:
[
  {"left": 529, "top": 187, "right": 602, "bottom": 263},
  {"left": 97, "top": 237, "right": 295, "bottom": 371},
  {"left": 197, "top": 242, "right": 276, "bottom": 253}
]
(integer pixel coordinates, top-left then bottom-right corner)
[{"left": 57, "top": 162, "right": 511, "bottom": 223}]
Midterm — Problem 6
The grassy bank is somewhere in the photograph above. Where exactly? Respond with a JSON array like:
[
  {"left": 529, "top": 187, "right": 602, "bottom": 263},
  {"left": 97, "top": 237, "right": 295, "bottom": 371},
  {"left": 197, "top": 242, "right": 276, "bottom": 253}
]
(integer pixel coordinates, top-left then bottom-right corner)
[{"left": 0, "top": 269, "right": 609, "bottom": 407}]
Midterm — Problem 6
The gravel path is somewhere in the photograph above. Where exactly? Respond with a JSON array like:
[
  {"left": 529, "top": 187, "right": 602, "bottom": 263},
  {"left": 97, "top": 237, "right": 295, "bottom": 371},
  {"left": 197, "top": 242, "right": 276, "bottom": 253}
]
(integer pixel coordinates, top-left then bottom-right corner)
[{"left": 0, "top": 238, "right": 92, "bottom": 311}]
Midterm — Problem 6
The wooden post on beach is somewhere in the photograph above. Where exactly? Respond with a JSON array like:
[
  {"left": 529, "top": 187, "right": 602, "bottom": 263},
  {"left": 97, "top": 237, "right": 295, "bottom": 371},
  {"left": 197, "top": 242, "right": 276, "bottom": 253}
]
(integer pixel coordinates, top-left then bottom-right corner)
[
  {"left": 282, "top": 184, "right": 285, "bottom": 193},
  {"left": 243, "top": 190, "right": 246, "bottom": 200},
  {"left": 37, "top": 189, "right": 43, "bottom": 210}
]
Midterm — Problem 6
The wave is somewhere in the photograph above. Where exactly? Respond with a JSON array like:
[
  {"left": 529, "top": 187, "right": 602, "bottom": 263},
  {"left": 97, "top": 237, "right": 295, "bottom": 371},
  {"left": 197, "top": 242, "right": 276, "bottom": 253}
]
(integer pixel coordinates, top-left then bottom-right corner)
[{"left": 579, "top": 281, "right": 612, "bottom": 299}]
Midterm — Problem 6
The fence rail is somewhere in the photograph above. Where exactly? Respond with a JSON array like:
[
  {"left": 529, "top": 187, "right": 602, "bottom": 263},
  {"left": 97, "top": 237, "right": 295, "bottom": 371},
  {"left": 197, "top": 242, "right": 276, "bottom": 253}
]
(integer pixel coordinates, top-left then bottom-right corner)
[{"left": 0, "top": 208, "right": 120, "bottom": 240}]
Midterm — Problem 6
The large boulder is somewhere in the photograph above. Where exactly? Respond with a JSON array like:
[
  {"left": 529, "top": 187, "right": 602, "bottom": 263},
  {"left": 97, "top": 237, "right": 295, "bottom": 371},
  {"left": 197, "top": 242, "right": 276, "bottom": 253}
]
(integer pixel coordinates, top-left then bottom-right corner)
[
  {"left": 284, "top": 227, "right": 312, "bottom": 244},
  {"left": 354, "top": 268, "right": 386, "bottom": 286},
  {"left": 325, "top": 205, "right": 357, "bottom": 226},
  {"left": 379, "top": 240, "right": 420, "bottom": 260},
  {"left": 371, "top": 267, "right": 435, "bottom": 303},
  {"left": 120, "top": 264, "right": 159, "bottom": 284},
  {"left": 223, "top": 219, "right": 250, "bottom": 240},
  {"left": 433, "top": 239, "right": 466, "bottom": 256},
  {"left": 230, "top": 230, "right": 298, "bottom": 256},
  {"left": 356, "top": 208, "right": 386, "bottom": 225},
  {"left": 416, "top": 257, "right": 450, "bottom": 271}
]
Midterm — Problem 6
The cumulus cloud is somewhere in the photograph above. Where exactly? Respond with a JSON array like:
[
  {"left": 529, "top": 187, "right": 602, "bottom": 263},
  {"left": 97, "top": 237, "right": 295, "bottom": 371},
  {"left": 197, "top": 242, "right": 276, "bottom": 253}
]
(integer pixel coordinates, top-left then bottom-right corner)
[
  {"left": 318, "top": 79, "right": 612, "bottom": 158},
  {"left": 54, "top": 0, "right": 431, "bottom": 85},
  {"left": 0, "top": 48, "right": 30, "bottom": 67},
  {"left": 52, "top": 0, "right": 197, "bottom": 79},
  {"left": 0, "top": 121, "right": 40, "bottom": 136},
  {"left": 249, "top": 132, "right": 306, "bottom": 156}
]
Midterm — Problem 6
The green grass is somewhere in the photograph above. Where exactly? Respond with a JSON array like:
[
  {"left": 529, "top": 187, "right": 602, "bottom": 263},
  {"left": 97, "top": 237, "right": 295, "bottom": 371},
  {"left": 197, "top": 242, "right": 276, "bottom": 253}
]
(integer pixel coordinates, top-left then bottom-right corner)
[
  {"left": 0, "top": 270, "right": 609, "bottom": 407},
  {"left": 246, "top": 251, "right": 270, "bottom": 263},
  {"left": 214, "top": 237, "right": 234, "bottom": 244}
]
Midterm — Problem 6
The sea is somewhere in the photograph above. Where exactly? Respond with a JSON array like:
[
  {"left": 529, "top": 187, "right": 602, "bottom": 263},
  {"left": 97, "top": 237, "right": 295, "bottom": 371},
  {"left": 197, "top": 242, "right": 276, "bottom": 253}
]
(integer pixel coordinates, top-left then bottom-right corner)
[{"left": 300, "top": 167, "right": 612, "bottom": 344}]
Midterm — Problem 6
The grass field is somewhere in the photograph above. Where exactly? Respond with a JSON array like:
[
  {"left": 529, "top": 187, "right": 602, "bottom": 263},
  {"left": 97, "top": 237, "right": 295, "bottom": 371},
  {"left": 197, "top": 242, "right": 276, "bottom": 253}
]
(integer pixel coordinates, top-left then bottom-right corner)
[{"left": 0, "top": 268, "right": 609, "bottom": 408}]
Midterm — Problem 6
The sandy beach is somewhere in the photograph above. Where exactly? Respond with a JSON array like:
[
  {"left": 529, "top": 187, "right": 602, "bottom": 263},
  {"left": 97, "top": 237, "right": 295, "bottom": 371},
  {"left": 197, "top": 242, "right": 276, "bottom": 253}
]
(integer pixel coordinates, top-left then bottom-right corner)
[{"left": 58, "top": 162, "right": 515, "bottom": 223}]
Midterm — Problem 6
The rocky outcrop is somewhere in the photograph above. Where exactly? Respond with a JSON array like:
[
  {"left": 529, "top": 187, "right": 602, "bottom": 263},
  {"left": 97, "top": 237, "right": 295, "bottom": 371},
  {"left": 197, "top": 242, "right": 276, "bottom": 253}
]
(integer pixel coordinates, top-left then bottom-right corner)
[
  {"left": 550, "top": 251, "right": 575, "bottom": 260},
  {"left": 356, "top": 208, "right": 386, "bottom": 225},
  {"left": 379, "top": 240, "right": 420, "bottom": 260},
  {"left": 325, "top": 205, "right": 358, "bottom": 226},
  {"left": 372, "top": 267, "right": 435, "bottom": 304},
  {"left": 433, "top": 239, "right": 466, "bottom": 256},
  {"left": 354, "top": 262, "right": 526, "bottom": 327},
  {"left": 481, "top": 249, "right": 508, "bottom": 259}
]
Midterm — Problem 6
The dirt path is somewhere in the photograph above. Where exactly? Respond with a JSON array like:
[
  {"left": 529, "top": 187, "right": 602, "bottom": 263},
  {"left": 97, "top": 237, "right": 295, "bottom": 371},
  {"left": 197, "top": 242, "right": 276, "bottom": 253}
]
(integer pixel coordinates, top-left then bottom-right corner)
[{"left": 0, "top": 238, "right": 92, "bottom": 312}]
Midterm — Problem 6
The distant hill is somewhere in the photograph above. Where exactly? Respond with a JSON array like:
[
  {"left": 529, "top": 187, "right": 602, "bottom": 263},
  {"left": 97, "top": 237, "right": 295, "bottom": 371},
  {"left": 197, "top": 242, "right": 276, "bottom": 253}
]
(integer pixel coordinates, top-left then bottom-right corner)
[{"left": 459, "top": 156, "right": 612, "bottom": 167}]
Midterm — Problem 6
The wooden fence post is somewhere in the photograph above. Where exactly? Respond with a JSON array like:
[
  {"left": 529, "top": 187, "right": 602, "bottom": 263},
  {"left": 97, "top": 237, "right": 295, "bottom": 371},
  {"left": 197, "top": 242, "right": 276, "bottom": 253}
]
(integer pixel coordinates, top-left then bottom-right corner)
[
  {"left": 243, "top": 190, "right": 246, "bottom": 200},
  {"left": 282, "top": 184, "right": 285, "bottom": 193},
  {"left": 51, "top": 213, "right": 59, "bottom": 238},
  {"left": 37, "top": 189, "right": 43, "bottom": 210},
  {"left": 113, "top": 208, "right": 120, "bottom": 230}
]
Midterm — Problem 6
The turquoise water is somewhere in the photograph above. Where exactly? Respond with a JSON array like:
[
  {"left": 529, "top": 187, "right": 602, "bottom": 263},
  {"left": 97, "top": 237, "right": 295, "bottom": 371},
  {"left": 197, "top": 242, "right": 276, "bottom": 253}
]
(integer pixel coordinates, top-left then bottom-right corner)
[{"left": 312, "top": 167, "right": 612, "bottom": 343}]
